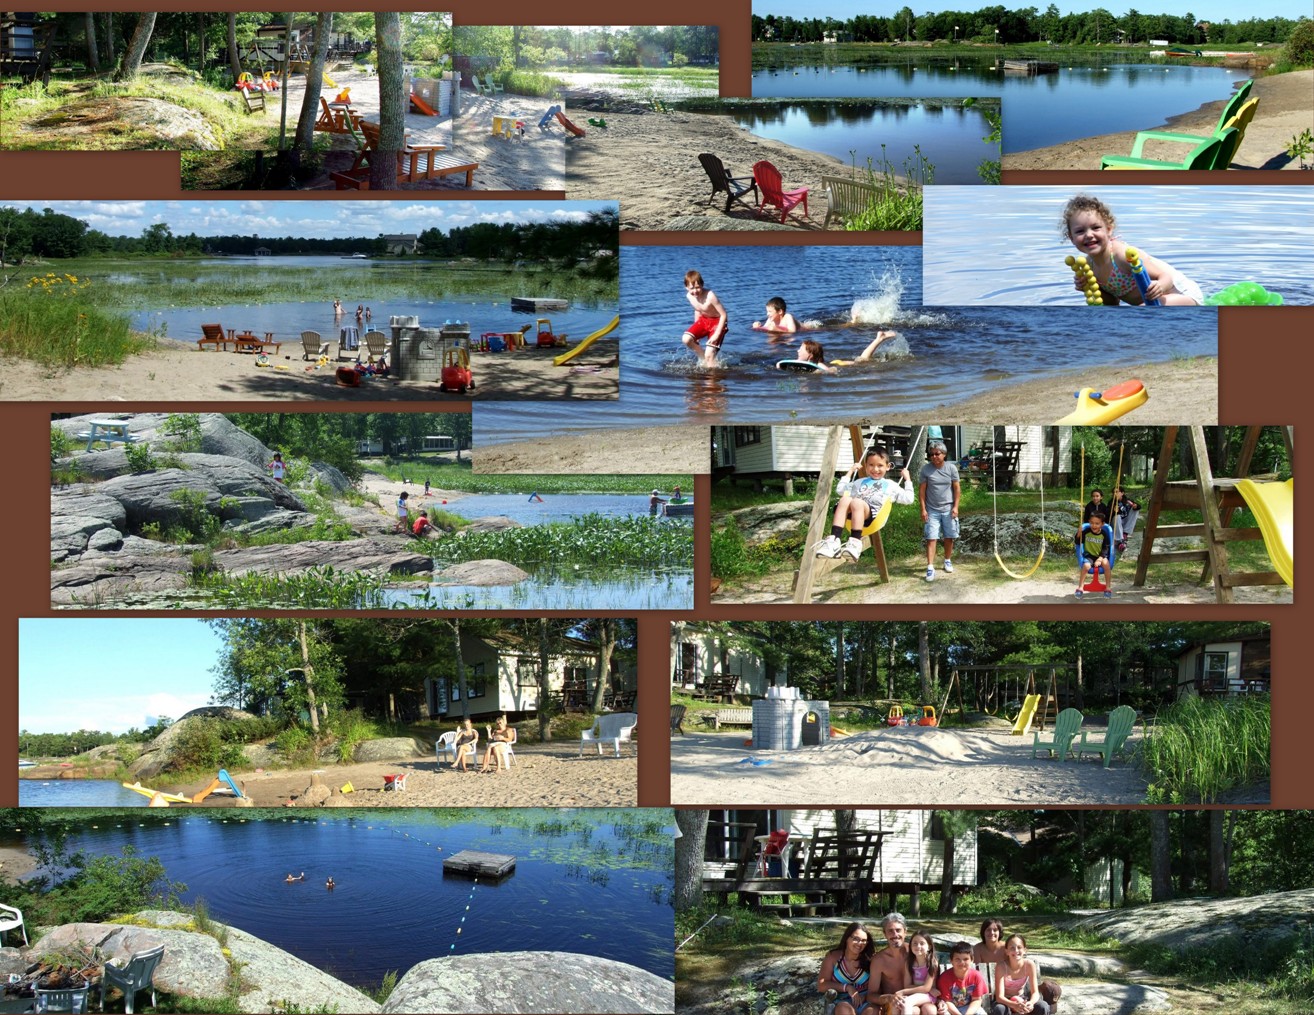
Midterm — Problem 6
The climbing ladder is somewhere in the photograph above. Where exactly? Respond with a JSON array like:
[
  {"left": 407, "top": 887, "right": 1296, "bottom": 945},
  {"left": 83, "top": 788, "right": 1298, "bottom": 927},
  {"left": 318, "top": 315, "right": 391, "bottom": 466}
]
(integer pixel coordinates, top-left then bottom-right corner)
[{"left": 1133, "top": 426, "right": 1294, "bottom": 604}]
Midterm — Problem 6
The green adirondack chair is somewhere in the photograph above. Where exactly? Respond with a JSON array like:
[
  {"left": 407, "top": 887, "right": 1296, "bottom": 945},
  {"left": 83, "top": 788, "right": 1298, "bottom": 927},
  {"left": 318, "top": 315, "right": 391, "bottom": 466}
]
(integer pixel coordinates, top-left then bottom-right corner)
[
  {"left": 1134, "top": 78, "right": 1253, "bottom": 147},
  {"left": 1121, "top": 97, "right": 1258, "bottom": 167},
  {"left": 1032, "top": 707, "right": 1084, "bottom": 760},
  {"left": 1101, "top": 127, "right": 1236, "bottom": 170},
  {"left": 1077, "top": 705, "right": 1137, "bottom": 768}
]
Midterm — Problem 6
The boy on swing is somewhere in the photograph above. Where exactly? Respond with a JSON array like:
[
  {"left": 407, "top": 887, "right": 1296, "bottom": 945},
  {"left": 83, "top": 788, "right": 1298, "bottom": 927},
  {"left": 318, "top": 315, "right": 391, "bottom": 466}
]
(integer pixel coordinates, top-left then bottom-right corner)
[
  {"left": 814, "top": 448, "right": 914, "bottom": 560},
  {"left": 1076, "top": 511, "right": 1113, "bottom": 598}
]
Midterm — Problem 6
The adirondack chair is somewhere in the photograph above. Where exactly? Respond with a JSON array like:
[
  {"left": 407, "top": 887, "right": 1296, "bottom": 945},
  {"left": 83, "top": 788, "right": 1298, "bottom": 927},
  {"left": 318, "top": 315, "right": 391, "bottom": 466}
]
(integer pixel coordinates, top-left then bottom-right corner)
[
  {"left": 301, "top": 331, "right": 329, "bottom": 360},
  {"left": 100, "top": 944, "right": 164, "bottom": 1015},
  {"left": 1032, "top": 708, "right": 1084, "bottom": 760},
  {"left": 752, "top": 160, "right": 809, "bottom": 224},
  {"left": 1078, "top": 705, "right": 1137, "bottom": 768},
  {"left": 487, "top": 75, "right": 505, "bottom": 94},
  {"left": 353, "top": 120, "right": 470, "bottom": 185},
  {"left": 1129, "top": 78, "right": 1252, "bottom": 151},
  {"left": 697, "top": 153, "right": 758, "bottom": 213},
  {"left": 580, "top": 712, "right": 638, "bottom": 756},
  {"left": 469, "top": 73, "right": 490, "bottom": 97},
  {"left": 1100, "top": 128, "right": 1235, "bottom": 170},
  {"left": 363, "top": 330, "right": 390, "bottom": 361},
  {"left": 1116, "top": 97, "right": 1259, "bottom": 169},
  {"left": 670, "top": 704, "right": 687, "bottom": 735},
  {"left": 197, "top": 323, "right": 228, "bottom": 351}
]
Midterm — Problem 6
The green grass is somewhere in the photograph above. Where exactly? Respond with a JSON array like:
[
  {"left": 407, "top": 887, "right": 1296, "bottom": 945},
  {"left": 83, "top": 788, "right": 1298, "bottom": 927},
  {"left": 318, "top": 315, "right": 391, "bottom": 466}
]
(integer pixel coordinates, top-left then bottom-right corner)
[
  {"left": 1140, "top": 694, "right": 1271, "bottom": 803},
  {"left": 371, "top": 458, "right": 693, "bottom": 495},
  {"left": 844, "top": 146, "right": 932, "bottom": 231},
  {"left": 0, "top": 274, "right": 158, "bottom": 367}
]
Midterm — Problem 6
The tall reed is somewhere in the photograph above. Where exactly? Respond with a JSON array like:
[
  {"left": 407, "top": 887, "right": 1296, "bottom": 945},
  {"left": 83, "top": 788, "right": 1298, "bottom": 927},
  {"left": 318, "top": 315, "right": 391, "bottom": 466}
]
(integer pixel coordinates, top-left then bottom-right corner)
[{"left": 1141, "top": 693, "right": 1270, "bottom": 803}]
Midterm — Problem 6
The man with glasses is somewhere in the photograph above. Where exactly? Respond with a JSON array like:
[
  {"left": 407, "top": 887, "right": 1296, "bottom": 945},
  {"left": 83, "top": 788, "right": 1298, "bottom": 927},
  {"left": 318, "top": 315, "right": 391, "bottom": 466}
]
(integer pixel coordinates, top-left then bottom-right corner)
[{"left": 919, "top": 441, "right": 961, "bottom": 582}]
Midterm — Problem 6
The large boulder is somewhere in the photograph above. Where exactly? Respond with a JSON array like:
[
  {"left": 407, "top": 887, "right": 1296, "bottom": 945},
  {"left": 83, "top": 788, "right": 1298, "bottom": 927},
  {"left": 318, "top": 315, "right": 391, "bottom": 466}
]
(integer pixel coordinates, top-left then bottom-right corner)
[
  {"left": 54, "top": 414, "right": 274, "bottom": 472},
  {"left": 460, "top": 515, "right": 522, "bottom": 533},
  {"left": 382, "top": 952, "right": 674, "bottom": 1014},
  {"left": 309, "top": 461, "right": 353, "bottom": 495},
  {"left": 432, "top": 560, "right": 529, "bottom": 586},
  {"left": 351, "top": 738, "right": 426, "bottom": 763},
  {"left": 129, "top": 707, "right": 259, "bottom": 781}
]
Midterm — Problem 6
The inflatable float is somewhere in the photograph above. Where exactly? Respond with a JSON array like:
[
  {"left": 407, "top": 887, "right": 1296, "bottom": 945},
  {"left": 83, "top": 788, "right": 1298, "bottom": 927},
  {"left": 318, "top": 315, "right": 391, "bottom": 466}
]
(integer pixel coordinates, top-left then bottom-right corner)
[
  {"left": 335, "top": 366, "right": 362, "bottom": 386},
  {"left": 1055, "top": 378, "right": 1148, "bottom": 425},
  {"left": 1205, "top": 281, "right": 1284, "bottom": 306},
  {"left": 775, "top": 359, "right": 823, "bottom": 373}
]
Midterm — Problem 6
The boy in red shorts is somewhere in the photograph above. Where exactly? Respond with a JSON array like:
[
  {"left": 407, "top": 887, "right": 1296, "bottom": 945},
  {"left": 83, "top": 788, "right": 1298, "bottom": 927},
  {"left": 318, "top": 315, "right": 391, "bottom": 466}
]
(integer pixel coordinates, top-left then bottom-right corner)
[{"left": 681, "top": 269, "right": 728, "bottom": 367}]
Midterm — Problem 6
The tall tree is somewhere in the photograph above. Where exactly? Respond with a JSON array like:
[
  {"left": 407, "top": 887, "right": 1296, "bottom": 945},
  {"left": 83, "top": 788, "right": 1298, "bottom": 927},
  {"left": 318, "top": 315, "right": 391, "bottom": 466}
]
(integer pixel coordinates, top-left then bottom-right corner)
[
  {"left": 589, "top": 618, "right": 617, "bottom": 712},
  {"left": 226, "top": 13, "right": 242, "bottom": 82},
  {"left": 918, "top": 622, "right": 932, "bottom": 702},
  {"left": 296, "top": 621, "right": 321, "bottom": 735},
  {"left": 1150, "top": 810, "right": 1173, "bottom": 902},
  {"left": 84, "top": 13, "right": 100, "bottom": 72},
  {"left": 294, "top": 12, "right": 335, "bottom": 157},
  {"left": 370, "top": 12, "right": 403, "bottom": 190},
  {"left": 674, "top": 810, "right": 710, "bottom": 911},
  {"left": 115, "top": 12, "right": 158, "bottom": 81}
]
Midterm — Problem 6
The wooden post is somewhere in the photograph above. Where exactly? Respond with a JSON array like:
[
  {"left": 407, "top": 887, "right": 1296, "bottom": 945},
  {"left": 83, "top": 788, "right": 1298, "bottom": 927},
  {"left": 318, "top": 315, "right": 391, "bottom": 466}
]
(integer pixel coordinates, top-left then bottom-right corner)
[{"left": 793, "top": 426, "right": 844, "bottom": 604}]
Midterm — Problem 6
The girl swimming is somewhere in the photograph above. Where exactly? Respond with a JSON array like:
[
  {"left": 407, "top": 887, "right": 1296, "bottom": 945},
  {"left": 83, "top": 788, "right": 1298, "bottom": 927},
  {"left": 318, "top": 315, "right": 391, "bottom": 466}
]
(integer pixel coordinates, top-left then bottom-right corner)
[{"left": 1061, "top": 194, "right": 1202, "bottom": 306}]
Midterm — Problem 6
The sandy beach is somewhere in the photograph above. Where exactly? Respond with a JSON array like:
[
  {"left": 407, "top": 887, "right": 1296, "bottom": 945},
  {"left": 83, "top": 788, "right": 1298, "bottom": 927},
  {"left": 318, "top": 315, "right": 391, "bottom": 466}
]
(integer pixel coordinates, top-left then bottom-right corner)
[
  {"left": 670, "top": 724, "right": 1159, "bottom": 807},
  {"left": 1004, "top": 69, "right": 1314, "bottom": 171},
  {"left": 1, "top": 339, "right": 617, "bottom": 402},
  {"left": 449, "top": 92, "right": 568, "bottom": 190},
  {"left": 470, "top": 356, "right": 1215, "bottom": 473},
  {"left": 567, "top": 109, "right": 860, "bottom": 231}
]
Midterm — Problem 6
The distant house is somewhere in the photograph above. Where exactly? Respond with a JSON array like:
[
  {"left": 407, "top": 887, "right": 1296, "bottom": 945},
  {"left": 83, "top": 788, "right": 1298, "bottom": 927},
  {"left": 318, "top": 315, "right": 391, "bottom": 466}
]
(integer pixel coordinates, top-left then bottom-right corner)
[
  {"left": 671, "top": 622, "right": 770, "bottom": 698},
  {"left": 422, "top": 434, "right": 456, "bottom": 452},
  {"left": 253, "top": 246, "right": 272, "bottom": 256},
  {"left": 1176, "top": 633, "right": 1271, "bottom": 698},
  {"left": 379, "top": 233, "right": 418, "bottom": 256},
  {"left": 704, "top": 808, "right": 977, "bottom": 901},
  {"left": 424, "top": 629, "right": 635, "bottom": 720}
]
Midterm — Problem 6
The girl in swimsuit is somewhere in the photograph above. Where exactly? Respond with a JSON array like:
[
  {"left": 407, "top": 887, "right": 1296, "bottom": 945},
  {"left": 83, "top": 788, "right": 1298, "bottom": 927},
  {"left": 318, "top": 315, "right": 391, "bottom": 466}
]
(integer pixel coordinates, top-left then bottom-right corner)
[
  {"left": 895, "top": 931, "right": 939, "bottom": 1015},
  {"left": 1061, "top": 194, "right": 1202, "bottom": 305},
  {"left": 818, "top": 922, "right": 875, "bottom": 1015},
  {"left": 991, "top": 934, "right": 1050, "bottom": 1015}
]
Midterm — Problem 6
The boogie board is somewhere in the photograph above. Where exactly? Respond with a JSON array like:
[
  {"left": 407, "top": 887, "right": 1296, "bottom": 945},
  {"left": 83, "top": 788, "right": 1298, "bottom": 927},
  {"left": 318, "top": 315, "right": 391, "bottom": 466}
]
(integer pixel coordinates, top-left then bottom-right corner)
[{"left": 776, "top": 359, "right": 822, "bottom": 373}]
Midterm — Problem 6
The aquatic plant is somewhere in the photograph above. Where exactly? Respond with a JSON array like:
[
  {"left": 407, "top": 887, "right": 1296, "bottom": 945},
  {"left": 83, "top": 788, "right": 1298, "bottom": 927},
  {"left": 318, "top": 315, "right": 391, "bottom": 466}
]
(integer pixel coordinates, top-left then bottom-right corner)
[
  {"left": 430, "top": 513, "right": 693, "bottom": 570},
  {"left": 367, "top": 462, "right": 692, "bottom": 496},
  {"left": 845, "top": 145, "right": 933, "bottom": 231}
]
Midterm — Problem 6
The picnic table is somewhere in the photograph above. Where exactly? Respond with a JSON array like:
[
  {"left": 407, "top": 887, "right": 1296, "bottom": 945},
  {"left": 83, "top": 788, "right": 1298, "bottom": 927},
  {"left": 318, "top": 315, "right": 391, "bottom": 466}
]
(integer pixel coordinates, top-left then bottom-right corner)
[{"left": 78, "top": 420, "right": 140, "bottom": 452}]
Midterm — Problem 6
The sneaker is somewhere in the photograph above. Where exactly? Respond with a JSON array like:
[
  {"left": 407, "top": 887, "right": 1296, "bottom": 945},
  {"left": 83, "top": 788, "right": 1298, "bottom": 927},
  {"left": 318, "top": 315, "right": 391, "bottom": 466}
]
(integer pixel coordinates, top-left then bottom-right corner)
[
  {"left": 842, "top": 537, "right": 863, "bottom": 559},
  {"left": 814, "top": 535, "right": 842, "bottom": 558},
  {"left": 943, "top": 559, "right": 954, "bottom": 573},
  {"left": 1075, "top": 588, "right": 1084, "bottom": 598},
  {"left": 925, "top": 566, "right": 935, "bottom": 582},
  {"left": 1103, "top": 590, "right": 1112, "bottom": 598}
]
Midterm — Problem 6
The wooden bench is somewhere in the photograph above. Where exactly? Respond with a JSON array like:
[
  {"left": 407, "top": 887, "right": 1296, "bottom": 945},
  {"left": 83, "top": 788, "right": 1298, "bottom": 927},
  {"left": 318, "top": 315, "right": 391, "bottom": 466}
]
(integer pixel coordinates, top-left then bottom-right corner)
[
  {"left": 240, "top": 88, "right": 266, "bottom": 114},
  {"left": 691, "top": 672, "right": 739, "bottom": 703},
  {"left": 821, "top": 174, "right": 882, "bottom": 228},
  {"left": 711, "top": 707, "right": 753, "bottom": 730},
  {"left": 352, "top": 121, "right": 478, "bottom": 187}
]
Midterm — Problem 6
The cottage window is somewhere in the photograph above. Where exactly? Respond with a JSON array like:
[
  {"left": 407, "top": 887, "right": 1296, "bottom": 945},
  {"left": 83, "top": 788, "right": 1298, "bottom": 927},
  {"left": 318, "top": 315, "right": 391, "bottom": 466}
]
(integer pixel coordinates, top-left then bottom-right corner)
[
  {"left": 1202, "top": 651, "right": 1229, "bottom": 693},
  {"left": 733, "top": 427, "right": 763, "bottom": 448}
]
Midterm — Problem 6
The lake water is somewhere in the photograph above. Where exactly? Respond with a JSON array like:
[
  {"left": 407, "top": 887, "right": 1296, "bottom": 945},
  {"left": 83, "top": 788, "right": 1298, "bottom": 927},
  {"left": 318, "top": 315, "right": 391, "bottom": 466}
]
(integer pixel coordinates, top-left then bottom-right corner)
[
  {"left": 444, "top": 493, "right": 662, "bottom": 524},
  {"left": 751, "top": 57, "right": 1244, "bottom": 152},
  {"left": 19, "top": 780, "right": 150, "bottom": 807},
  {"left": 923, "top": 186, "right": 1314, "bottom": 306},
  {"left": 1, "top": 809, "right": 674, "bottom": 987},
  {"left": 724, "top": 99, "right": 996, "bottom": 185},
  {"left": 474, "top": 244, "right": 1216, "bottom": 436}
]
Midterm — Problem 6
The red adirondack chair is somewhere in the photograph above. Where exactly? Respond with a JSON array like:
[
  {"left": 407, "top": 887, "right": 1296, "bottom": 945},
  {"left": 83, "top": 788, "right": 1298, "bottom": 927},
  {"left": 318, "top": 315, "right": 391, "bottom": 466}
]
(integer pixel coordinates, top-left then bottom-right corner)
[{"left": 752, "top": 160, "right": 809, "bottom": 224}]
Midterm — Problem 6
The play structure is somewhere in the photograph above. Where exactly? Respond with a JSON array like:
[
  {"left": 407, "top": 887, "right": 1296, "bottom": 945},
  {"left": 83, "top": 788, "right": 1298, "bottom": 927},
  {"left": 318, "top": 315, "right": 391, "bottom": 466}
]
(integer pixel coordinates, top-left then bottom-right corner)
[
  {"left": 479, "top": 324, "right": 531, "bottom": 352},
  {"left": 191, "top": 769, "right": 246, "bottom": 803},
  {"left": 1056, "top": 379, "right": 1149, "bottom": 425},
  {"left": 538, "top": 104, "right": 562, "bottom": 129},
  {"left": 886, "top": 704, "right": 938, "bottom": 727},
  {"left": 122, "top": 782, "right": 192, "bottom": 805},
  {"left": 556, "top": 110, "right": 586, "bottom": 136},
  {"left": 439, "top": 344, "right": 474, "bottom": 393},
  {"left": 1133, "top": 426, "right": 1294, "bottom": 601},
  {"left": 792, "top": 425, "right": 924, "bottom": 603},
  {"left": 554, "top": 315, "right": 619, "bottom": 366},
  {"left": 987, "top": 427, "right": 1047, "bottom": 580},
  {"left": 533, "top": 317, "right": 569, "bottom": 348},
  {"left": 943, "top": 664, "right": 1078, "bottom": 733}
]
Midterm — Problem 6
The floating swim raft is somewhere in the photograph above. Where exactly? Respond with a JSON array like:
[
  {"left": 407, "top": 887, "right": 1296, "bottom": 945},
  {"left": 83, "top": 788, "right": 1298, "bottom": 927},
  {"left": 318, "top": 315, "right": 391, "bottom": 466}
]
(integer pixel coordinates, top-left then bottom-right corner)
[
  {"left": 1003, "top": 59, "right": 1059, "bottom": 73},
  {"left": 442, "top": 850, "right": 517, "bottom": 878},
  {"left": 510, "top": 297, "right": 569, "bottom": 312}
]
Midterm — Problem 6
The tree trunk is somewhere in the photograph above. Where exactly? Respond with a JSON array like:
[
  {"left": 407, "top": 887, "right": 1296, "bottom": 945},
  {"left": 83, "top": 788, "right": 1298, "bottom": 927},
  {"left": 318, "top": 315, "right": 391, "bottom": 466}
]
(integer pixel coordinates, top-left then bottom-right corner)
[
  {"left": 1074, "top": 652, "right": 1085, "bottom": 710},
  {"left": 104, "top": 13, "right": 115, "bottom": 67},
  {"left": 370, "top": 12, "right": 403, "bottom": 190},
  {"left": 197, "top": 13, "right": 207, "bottom": 70},
  {"left": 115, "top": 12, "right": 157, "bottom": 81},
  {"left": 226, "top": 13, "right": 242, "bottom": 81},
  {"left": 1150, "top": 810, "right": 1172, "bottom": 903},
  {"left": 887, "top": 629, "right": 896, "bottom": 699},
  {"left": 84, "top": 13, "right": 100, "bottom": 72},
  {"left": 590, "top": 619, "right": 615, "bottom": 713},
  {"left": 297, "top": 621, "right": 321, "bottom": 735},
  {"left": 294, "top": 11, "right": 334, "bottom": 156},
  {"left": 1050, "top": 426, "right": 1060, "bottom": 485},
  {"left": 834, "top": 622, "right": 845, "bottom": 699},
  {"left": 1208, "top": 809, "right": 1227, "bottom": 895},
  {"left": 938, "top": 822, "right": 958, "bottom": 914},
  {"left": 453, "top": 618, "right": 469, "bottom": 720},
  {"left": 918, "top": 622, "right": 932, "bottom": 703},
  {"left": 537, "top": 618, "right": 552, "bottom": 742},
  {"left": 674, "top": 810, "right": 710, "bottom": 912}
]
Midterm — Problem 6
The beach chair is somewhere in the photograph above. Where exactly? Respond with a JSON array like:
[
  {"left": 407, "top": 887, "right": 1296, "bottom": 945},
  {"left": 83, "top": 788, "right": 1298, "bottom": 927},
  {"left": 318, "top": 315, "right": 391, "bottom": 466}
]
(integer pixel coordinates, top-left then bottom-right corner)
[
  {"left": 100, "top": 944, "right": 164, "bottom": 1015},
  {"left": 301, "top": 331, "right": 330, "bottom": 360},
  {"left": 469, "top": 74, "right": 488, "bottom": 97},
  {"left": 197, "top": 323, "right": 229, "bottom": 351},
  {"left": 1031, "top": 707, "right": 1084, "bottom": 760},
  {"left": 353, "top": 120, "right": 458, "bottom": 184},
  {"left": 435, "top": 730, "right": 459, "bottom": 764},
  {"left": 580, "top": 712, "right": 638, "bottom": 757},
  {"left": 670, "top": 704, "right": 687, "bottom": 735},
  {"left": 1110, "top": 97, "right": 1259, "bottom": 170},
  {"left": 1078, "top": 705, "right": 1137, "bottom": 768},
  {"left": 1127, "top": 78, "right": 1252, "bottom": 153},
  {"left": 821, "top": 174, "right": 882, "bottom": 228},
  {"left": 1099, "top": 128, "right": 1235, "bottom": 170},
  {"left": 33, "top": 990, "right": 87, "bottom": 1015},
  {"left": 697, "top": 153, "right": 759, "bottom": 214},
  {"left": 0, "top": 902, "right": 27, "bottom": 945},
  {"left": 752, "top": 160, "right": 809, "bottom": 224},
  {"left": 363, "top": 331, "right": 390, "bottom": 361}
]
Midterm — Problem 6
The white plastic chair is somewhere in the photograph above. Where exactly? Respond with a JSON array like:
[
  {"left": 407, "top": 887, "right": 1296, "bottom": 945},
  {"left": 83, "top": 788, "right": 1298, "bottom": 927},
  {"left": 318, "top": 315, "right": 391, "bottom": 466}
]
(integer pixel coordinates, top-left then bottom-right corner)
[
  {"left": 34, "top": 990, "right": 87, "bottom": 1015},
  {"left": 435, "top": 730, "right": 458, "bottom": 764},
  {"left": 100, "top": 944, "right": 164, "bottom": 1015},
  {"left": 580, "top": 712, "right": 638, "bottom": 757},
  {"left": 0, "top": 902, "right": 27, "bottom": 946}
]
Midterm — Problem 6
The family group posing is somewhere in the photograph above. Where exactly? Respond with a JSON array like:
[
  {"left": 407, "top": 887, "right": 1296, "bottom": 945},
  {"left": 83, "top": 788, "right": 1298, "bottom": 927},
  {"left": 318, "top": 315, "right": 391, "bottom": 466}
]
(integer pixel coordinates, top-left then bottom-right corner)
[{"left": 820, "top": 914, "right": 1057, "bottom": 1015}]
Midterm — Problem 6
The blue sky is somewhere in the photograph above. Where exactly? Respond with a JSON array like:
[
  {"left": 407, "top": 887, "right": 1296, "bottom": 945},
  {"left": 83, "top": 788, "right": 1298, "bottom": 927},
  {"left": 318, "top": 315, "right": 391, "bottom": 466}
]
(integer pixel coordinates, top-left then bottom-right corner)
[
  {"left": 3, "top": 200, "right": 617, "bottom": 239},
  {"left": 19, "top": 619, "right": 224, "bottom": 734},
  {"left": 753, "top": 1, "right": 1310, "bottom": 22}
]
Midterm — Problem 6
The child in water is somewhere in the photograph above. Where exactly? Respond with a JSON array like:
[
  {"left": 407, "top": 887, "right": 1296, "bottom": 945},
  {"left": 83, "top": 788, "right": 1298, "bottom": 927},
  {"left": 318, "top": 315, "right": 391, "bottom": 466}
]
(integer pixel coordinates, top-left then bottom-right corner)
[
  {"left": 1061, "top": 194, "right": 1202, "bottom": 305},
  {"left": 752, "top": 296, "right": 801, "bottom": 337},
  {"left": 814, "top": 448, "right": 914, "bottom": 560},
  {"left": 794, "top": 332, "right": 904, "bottom": 373},
  {"left": 680, "top": 270, "right": 728, "bottom": 366}
]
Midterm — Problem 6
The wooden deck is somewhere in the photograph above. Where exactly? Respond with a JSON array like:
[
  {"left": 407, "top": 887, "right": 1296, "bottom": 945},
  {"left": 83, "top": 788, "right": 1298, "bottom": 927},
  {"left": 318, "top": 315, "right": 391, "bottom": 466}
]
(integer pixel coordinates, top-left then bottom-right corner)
[{"left": 442, "top": 849, "right": 517, "bottom": 878}]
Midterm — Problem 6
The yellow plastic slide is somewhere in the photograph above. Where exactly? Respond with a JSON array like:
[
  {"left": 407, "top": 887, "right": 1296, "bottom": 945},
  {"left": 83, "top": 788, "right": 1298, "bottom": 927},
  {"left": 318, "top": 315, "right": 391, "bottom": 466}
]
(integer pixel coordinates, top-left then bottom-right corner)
[
  {"left": 1011, "top": 694, "right": 1041, "bottom": 736},
  {"left": 1055, "top": 379, "right": 1149, "bottom": 425},
  {"left": 553, "top": 315, "right": 620, "bottom": 366},
  {"left": 1235, "top": 477, "right": 1293, "bottom": 587}
]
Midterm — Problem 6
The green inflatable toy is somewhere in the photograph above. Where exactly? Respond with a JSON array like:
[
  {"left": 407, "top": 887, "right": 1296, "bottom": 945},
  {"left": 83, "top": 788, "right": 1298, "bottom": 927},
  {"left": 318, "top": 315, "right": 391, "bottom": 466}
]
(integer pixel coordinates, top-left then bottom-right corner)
[{"left": 1204, "top": 282, "right": 1284, "bottom": 306}]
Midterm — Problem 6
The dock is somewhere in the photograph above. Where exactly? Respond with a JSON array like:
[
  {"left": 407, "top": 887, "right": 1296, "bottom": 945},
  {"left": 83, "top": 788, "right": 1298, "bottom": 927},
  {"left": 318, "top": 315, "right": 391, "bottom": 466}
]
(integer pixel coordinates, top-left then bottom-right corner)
[
  {"left": 510, "top": 297, "right": 569, "bottom": 312},
  {"left": 1002, "top": 59, "right": 1059, "bottom": 73},
  {"left": 442, "top": 849, "right": 517, "bottom": 878}
]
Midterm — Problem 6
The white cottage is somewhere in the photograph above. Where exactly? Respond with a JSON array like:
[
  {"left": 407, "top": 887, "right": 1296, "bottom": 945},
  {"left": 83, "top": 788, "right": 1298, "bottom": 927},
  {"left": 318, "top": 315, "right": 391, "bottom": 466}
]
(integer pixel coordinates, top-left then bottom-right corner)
[
  {"left": 670, "top": 622, "right": 770, "bottom": 699},
  {"left": 1176, "top": 634, "right": 1271, "bottom": 698}
]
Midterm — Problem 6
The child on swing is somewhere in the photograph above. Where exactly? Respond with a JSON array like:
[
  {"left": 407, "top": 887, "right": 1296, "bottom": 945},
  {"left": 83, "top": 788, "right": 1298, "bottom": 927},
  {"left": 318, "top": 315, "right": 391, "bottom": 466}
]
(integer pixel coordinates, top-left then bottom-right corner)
[
  {"left": 814, "top": 448, "right": 914, "bottom": 560},
  {"left": 1075, "top": 511, "right": 1113, "bottom": 598}
]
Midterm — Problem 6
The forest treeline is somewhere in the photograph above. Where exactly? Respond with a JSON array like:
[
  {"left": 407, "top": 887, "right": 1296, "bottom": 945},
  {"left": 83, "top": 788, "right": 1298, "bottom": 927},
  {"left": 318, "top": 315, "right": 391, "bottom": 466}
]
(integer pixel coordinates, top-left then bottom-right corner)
[
  {"left": 752, "top": 6, "right": 1303, "bottom": 46},
  {"left": 0, "top": 206, "right": 618, "bottom": 265}
]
